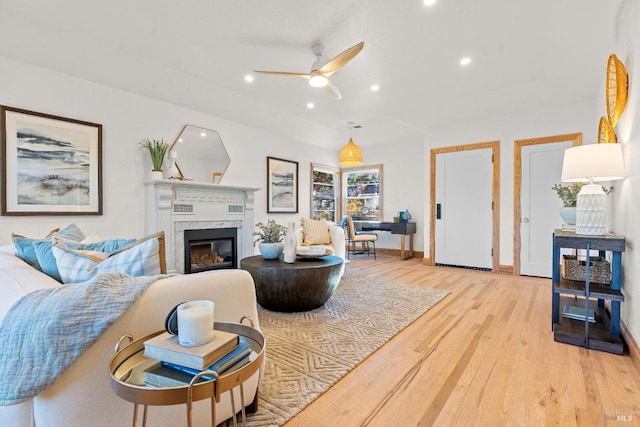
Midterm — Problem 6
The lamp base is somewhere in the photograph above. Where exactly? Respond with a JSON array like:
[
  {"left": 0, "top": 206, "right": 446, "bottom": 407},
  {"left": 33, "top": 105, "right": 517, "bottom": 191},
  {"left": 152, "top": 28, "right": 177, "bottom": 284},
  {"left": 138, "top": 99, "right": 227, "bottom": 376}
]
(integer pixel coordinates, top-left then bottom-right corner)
[{"left": 576, "top": 184, "right": 607, "bottom": 235}]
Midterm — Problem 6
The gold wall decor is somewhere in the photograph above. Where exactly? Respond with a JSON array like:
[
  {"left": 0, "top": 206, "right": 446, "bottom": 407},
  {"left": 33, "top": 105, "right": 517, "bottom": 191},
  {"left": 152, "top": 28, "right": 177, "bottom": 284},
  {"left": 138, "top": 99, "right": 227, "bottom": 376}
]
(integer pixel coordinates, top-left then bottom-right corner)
[
  {"left": 606, "top": 53, "right": 628, "bottom": 127},
  {"left": 597, "top": 116, "right": 617, "bottom": 143}
]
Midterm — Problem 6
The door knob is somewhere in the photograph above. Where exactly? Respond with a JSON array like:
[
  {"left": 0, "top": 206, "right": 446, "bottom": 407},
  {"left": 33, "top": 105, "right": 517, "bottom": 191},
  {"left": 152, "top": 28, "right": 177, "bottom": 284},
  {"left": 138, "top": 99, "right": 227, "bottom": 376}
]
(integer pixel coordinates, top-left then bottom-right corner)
[{"left": 523, "top": 217, "right": 530, "bottom": 223}]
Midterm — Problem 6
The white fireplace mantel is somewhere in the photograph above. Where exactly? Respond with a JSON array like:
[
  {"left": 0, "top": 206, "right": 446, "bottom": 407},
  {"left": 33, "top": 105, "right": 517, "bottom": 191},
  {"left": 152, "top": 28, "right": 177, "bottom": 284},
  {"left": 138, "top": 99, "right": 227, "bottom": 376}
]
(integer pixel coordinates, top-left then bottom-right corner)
[{"left": 145, "top": 179, "right": 260, "bottom": 273}]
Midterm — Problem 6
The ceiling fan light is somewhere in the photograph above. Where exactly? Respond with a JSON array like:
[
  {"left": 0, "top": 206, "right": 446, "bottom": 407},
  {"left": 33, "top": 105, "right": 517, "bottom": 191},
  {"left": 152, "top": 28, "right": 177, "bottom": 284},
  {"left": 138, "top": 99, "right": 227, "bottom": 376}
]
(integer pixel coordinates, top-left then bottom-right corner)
[
  {"left": 309, "top": 72, "right": 328, "bottom": 88},
  {"left": 339, "top": 137, "right": 363, "bottom": 166}
]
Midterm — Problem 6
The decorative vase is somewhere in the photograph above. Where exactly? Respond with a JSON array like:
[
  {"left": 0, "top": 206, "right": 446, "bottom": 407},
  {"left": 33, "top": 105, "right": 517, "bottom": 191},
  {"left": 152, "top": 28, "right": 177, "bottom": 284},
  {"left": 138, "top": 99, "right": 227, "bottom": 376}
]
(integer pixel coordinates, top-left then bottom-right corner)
[
  {"left": 283, "top": 222, "right": 297, "bottom": 264},
  {"left": 405, "top": 208, "right": 412, "bottom": 221},
  {"left": 259, "top": 242, "right": 284, "bottom": 260},
  {"left": 560, "top": 207, "right": 576, "bottom": 226},
  {"left": 151, "top": 169, "right": 164, "bottom": 180}
]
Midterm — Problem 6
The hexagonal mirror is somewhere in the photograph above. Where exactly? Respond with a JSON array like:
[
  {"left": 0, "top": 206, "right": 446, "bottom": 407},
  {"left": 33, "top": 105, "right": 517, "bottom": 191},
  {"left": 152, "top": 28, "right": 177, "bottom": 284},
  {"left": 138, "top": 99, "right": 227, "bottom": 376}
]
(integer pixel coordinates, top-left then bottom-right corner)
[{"left": 168, "top": 125, "right": 230, "bottom": 183}]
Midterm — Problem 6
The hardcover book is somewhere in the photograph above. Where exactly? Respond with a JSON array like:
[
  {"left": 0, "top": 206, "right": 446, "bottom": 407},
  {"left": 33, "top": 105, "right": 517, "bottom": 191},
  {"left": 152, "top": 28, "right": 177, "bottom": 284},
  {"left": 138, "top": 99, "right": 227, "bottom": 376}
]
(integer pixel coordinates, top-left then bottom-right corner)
[
  {"left": 143, "top": 329, "right": 239, "bottom": 370},
  {"left": 161, "top": 341, "right": 251, "bottom": 377}
]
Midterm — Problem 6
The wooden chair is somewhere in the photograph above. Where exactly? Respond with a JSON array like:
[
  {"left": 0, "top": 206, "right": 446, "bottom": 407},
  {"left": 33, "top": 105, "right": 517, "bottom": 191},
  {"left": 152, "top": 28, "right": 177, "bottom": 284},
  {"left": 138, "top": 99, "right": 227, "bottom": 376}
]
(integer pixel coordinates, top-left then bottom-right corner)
[{"left": 343, "top": 216, "right": 377, "bottom": 259}]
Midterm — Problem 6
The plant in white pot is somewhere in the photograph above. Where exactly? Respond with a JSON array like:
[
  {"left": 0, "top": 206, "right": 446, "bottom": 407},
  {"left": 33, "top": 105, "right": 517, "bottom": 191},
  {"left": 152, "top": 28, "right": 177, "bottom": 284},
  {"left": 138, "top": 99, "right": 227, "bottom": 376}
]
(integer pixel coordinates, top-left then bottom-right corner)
[
  {"left": 253, "top": 219, "right": 288, "bottom": 259},
  {"left": 139, "top": 138, "right": 169, "bottom": 179},
  {"left": 552, "top": 183, "right": 613, "bottom": 225}
]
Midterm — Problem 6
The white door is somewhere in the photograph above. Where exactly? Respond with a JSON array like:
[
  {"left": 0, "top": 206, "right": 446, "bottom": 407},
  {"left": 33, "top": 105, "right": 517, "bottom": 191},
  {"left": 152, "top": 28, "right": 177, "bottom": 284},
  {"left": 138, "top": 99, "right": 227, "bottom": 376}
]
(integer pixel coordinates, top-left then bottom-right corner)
[
  {"left": 520, "top": 141, "right": 573, "bottom": 277},
  {"left": 435, "top": 149, "right": 493, "bottom": 270}
]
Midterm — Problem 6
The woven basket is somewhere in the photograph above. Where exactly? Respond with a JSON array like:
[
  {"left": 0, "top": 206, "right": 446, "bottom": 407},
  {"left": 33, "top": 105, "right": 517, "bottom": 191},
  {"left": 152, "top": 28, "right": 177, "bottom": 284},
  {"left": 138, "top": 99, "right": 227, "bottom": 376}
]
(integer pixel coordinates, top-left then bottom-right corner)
[{"left": 561, "top": 255, "right": 611, "bottom": 285}]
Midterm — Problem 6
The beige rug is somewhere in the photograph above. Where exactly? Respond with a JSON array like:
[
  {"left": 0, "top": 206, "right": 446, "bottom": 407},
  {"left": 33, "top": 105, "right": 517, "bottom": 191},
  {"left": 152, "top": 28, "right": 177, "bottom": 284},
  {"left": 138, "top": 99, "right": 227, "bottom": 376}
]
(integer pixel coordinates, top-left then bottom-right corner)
[{"left": 246, "top": 274, "right": 450, "bottom": 426}]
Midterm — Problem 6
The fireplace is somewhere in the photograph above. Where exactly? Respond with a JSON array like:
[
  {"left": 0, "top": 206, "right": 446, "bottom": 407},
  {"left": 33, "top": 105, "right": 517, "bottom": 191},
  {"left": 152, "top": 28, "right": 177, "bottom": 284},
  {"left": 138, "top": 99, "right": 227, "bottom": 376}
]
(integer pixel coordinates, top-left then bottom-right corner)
[{"left": 184, "top": 228, "right": 237, "bottom": 274}]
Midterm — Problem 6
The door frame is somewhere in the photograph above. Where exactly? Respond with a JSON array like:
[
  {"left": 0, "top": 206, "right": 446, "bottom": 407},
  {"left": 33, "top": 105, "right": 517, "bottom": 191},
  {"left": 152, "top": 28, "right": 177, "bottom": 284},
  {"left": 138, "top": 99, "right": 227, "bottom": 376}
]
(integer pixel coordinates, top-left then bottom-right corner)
[
  {"left": 429, "top": 141, "right": 500, "bottom": 272},
  {"left": 513, "top": 132, "right": 581, "bottom": 276}
]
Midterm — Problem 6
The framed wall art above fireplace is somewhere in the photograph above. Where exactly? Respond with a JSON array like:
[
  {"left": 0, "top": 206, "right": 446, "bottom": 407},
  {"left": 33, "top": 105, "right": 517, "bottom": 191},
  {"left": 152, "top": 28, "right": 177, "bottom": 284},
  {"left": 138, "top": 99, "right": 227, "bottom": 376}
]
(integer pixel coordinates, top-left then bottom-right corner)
[{"left": 1, "top": 106, "right": 103, "bottom": 215}]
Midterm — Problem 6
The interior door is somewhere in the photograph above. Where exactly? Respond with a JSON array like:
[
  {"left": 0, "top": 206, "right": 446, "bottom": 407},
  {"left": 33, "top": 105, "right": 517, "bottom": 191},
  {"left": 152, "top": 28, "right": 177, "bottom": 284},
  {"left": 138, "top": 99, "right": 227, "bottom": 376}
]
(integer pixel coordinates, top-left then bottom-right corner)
[
  {"left": 520, "top": 141, "right": 574, "bottom": 277},
  {"left": 435, "top": 148, "right": 493, "bottom": 270}
]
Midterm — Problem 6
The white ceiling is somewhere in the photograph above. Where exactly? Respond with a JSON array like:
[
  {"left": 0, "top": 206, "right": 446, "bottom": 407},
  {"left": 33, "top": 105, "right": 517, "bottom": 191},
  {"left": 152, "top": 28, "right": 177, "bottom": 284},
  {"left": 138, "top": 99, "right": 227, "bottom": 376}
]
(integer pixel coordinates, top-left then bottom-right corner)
[{"left": 0, "top": 0, "right": 625, "bottom": 149}]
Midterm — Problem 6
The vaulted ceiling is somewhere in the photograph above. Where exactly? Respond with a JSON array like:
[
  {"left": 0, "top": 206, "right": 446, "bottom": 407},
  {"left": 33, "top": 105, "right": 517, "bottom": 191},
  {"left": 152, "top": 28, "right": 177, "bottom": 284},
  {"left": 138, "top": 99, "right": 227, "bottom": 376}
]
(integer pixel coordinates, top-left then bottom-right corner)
[{"left": 0, "top": 0, "right": 625, "bottom": 149}]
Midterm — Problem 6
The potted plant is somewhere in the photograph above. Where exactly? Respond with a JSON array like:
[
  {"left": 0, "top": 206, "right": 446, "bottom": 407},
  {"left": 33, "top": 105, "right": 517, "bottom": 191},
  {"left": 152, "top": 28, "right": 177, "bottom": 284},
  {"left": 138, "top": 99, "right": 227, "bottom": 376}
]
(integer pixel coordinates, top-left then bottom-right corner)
[
  {"left": 139, "top": 138, "right": 169, "bottom": 179},
  {"left": 253, "top": 219, "right": 287, "bottom": 259},
  {"left": 552, "top": 183, "right": 613, "bottom": 225}
]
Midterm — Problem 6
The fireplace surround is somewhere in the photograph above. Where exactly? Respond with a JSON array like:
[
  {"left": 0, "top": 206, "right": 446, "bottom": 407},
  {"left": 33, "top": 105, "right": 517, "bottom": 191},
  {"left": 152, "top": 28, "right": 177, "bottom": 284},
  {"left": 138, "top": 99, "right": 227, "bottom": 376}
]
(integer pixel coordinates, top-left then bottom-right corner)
[
  {"left": 184, "top": 227, "right": 237, "bottom": 274},
  {"left": 145, "top": 180, "right": 260, "bottom": 273}
]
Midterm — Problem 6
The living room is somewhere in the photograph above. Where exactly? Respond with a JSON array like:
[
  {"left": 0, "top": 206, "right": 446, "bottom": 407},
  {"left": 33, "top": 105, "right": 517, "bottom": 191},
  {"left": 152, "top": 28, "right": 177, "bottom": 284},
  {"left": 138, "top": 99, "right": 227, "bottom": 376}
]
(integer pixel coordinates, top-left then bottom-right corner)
[{"left": 1, "top": 0, "right": 640, "bottom": 425}]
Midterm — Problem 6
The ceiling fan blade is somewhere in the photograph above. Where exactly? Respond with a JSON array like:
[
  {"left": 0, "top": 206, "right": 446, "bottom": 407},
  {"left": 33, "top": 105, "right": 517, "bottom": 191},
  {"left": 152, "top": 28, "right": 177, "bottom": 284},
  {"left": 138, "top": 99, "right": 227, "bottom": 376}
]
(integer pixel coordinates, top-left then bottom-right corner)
[
  {"left": 318, "top": 41, "right": 364, "bottom": 76},
  {"left": 325, "top": 80, "right": 342, "bottom": 100},
  {"left": 253, "top": 70, "right": 311, "bottom": 79}
]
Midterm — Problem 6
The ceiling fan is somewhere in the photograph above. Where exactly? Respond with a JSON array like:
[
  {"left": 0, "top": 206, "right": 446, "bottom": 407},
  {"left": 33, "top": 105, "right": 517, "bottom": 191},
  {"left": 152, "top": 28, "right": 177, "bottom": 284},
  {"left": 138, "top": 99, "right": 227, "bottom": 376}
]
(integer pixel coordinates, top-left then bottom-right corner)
[{"left": 253, "top": 41, "right": 364, "bottom": 100}]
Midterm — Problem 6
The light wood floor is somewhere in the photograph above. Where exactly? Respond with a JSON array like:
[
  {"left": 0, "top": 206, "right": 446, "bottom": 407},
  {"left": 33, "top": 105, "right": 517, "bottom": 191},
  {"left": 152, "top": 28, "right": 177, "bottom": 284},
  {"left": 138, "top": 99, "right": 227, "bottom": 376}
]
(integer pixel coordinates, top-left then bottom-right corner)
[{"left": 285, "top": 255, "right": 640, "bottom": 427}]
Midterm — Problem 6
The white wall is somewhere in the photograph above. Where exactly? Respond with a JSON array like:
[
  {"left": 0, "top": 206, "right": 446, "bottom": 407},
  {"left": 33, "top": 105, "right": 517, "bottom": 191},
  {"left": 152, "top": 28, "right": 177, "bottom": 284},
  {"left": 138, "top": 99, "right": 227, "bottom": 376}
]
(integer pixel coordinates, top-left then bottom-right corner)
[
  {"left": 0, "top": 56, "right": 337, "bottom": 246},
  {"left": 608, "top": 1, "right": 640, "bottom": 348},
  {"left": 422, "top": 102, "right": 598, "bottom": 265}
]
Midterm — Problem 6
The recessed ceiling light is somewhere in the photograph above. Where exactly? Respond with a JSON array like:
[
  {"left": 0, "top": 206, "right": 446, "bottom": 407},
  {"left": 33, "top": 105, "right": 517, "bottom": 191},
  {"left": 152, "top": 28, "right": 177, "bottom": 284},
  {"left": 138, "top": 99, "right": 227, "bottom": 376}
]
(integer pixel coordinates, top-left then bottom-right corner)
[
  {"left": 200, "top": 132, "right": 207, "bottom": 137},
  {"left": 307, "top": 102, "right": 315, "bottom": 109},
  {"left": 244, "top": 74, "right": 254, "bottom": 83},
  {"left": 370, "top": 84, "right": 380, "bottom": 92},
  {"left": 423, "top": 0, "right": 436, "bottom": 6},
  {"left": 460, "top": 57, "right": 472, "bottom": 66}
]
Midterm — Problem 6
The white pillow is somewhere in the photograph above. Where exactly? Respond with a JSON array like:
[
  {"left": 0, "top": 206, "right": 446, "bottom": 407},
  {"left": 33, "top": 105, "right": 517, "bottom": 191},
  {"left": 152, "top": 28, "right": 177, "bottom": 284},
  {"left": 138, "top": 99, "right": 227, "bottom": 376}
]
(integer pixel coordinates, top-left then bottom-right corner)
[{"left": 53, "top": 232, "right": 166, "bottom": 284}]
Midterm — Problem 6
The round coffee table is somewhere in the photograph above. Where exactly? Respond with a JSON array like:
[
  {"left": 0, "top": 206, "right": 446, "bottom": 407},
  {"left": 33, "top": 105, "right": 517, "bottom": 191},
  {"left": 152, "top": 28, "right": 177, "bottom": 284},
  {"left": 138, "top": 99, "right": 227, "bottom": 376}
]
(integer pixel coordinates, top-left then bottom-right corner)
[{"left": 240, "top": 255, "right": 343, "bottom": 312}]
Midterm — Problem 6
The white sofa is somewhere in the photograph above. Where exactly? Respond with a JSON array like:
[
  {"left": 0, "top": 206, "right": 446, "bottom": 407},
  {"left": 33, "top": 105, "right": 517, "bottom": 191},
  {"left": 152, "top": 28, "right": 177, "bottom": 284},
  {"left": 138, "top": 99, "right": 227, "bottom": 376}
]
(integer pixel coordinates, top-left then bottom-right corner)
[{"left": 0, "top": 245, "right": 262, "bottom": 427}]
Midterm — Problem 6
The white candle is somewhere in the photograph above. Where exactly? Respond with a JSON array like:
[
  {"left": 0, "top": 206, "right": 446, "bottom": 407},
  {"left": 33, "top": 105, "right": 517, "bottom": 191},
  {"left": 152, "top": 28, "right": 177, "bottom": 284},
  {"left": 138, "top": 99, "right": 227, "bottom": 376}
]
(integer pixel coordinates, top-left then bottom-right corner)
[{"left": 177, "top": 300, "right": 214, "bottom": 347}]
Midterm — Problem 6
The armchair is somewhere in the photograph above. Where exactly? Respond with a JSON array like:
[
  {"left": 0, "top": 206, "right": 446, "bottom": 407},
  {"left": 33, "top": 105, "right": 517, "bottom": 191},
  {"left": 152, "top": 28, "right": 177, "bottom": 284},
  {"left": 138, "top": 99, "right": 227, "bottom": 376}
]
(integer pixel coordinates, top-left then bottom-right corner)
[{"left": 341, "top": 216, "right": 377, "bottom": 259}]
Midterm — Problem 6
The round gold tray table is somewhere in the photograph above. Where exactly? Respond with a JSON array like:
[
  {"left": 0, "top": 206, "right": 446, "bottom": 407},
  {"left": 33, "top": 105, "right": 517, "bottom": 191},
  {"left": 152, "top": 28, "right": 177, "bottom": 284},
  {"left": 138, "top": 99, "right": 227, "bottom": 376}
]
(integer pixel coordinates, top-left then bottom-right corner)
[{"left": 109, "top": 319, "right": 265, "bottom": 427}]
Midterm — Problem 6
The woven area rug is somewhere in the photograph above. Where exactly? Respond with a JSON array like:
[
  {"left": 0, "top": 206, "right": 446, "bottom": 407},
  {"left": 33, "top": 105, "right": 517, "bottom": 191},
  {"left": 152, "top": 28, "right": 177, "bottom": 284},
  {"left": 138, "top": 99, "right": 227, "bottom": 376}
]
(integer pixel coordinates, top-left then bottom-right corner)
[{"left": 245, "top": 274, "right": 450, "bottom": 426}]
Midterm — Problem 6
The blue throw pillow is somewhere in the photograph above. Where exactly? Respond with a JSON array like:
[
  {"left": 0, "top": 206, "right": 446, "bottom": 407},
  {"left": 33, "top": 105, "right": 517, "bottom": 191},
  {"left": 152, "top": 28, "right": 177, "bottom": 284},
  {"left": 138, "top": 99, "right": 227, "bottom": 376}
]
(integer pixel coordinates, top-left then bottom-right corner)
[
  {"left": 11, "top": 224, "right": 85, "bottom": 272},
  {"left": 34, "top": 238, "right": 135, "bottom": 282}
]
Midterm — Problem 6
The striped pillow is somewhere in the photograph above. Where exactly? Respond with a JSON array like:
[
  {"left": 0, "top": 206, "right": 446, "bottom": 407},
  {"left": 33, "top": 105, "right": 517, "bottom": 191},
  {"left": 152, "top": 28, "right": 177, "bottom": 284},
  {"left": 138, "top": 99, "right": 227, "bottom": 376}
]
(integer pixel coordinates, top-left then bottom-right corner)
[
  {"left": 53, "top": 232, "right": 166, "bottom": 284},
  {"left": 300, "top": 218, "right": 332, "bottom": 246}
]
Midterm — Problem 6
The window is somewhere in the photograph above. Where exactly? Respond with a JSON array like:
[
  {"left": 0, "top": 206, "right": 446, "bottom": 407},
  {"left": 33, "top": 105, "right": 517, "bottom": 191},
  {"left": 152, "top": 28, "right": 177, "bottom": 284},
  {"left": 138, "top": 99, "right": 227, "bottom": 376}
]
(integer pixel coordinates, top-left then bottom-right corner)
[
  {"left": 341, "top": 164, "right": 383, "bottom": 221},
  {"left": 310, "top": 163, "right": 339, "bottom": 222}
]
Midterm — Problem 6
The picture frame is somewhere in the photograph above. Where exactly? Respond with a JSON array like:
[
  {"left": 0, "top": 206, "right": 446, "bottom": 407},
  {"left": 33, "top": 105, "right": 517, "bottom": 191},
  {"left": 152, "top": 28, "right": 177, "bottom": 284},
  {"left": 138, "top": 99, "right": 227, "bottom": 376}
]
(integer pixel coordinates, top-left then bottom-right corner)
[
  {"left": 1, "top": 105, "right": 103, "bottom": 215},
  {"left": 267, "top": 156, "right": 298, "bottom": 213}
]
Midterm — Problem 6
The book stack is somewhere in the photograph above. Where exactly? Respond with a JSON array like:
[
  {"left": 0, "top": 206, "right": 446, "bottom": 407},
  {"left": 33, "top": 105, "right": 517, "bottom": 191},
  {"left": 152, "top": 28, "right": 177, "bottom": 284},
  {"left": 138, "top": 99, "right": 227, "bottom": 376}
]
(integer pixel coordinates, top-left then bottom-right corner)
[{"left": 143, "top": 330, "right": 254, "bottom": 388}]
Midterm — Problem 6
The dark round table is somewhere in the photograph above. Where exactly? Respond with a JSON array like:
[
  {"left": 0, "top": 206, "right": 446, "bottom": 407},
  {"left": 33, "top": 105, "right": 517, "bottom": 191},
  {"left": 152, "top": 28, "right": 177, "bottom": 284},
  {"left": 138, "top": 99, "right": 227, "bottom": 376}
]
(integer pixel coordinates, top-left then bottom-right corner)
[{"left": 240, "top": 255, "right": 343, "bottom": 312}]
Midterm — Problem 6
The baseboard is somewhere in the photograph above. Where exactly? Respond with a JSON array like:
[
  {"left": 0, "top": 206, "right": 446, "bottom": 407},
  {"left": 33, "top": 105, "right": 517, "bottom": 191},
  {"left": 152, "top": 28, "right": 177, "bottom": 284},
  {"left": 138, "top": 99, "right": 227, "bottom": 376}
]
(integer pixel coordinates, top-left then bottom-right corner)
[
  {"left": 497, "top": 265, "right": 514, "bottom": 275},
  {"left": 621, "top": 319, "right": 640, "bottom": 375},
  {"left": 376, "top": 248, "right": 425, "bottom": 259},
  {"left": 422, "top": 257, "right": 432, "bottom": 266}
]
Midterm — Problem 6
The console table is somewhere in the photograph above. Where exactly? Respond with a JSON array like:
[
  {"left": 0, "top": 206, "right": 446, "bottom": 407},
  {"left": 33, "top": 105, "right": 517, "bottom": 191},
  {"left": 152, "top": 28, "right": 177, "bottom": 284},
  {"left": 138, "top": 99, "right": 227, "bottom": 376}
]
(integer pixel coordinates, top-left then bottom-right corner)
[
  {"left": 358, "top": 221, "right": 416, "bottom": 260},
  {"left": 551, "top": 229, "right": 625, "bottom": 354}
]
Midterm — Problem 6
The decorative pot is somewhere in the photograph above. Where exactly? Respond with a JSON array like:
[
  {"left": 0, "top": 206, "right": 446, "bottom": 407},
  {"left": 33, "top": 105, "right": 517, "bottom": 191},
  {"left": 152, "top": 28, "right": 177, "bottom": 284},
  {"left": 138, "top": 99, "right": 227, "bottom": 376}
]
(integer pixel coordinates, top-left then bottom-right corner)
[
  {"left": 560, "top": 207, "right": 576, "bottom": 226},
  {"left": 259, "top": 242, "right": 284, "bottom": 260},
  {"left": 151, "top": 169, "right": 164, "bottom": 180}
]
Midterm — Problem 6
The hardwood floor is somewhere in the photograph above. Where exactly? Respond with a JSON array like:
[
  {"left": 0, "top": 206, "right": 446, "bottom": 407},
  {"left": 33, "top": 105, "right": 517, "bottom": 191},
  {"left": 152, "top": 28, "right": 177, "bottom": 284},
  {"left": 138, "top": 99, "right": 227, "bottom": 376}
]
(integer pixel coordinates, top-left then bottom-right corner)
[{"left": 285, "top": 255, "right": 640, "bottom": 426}]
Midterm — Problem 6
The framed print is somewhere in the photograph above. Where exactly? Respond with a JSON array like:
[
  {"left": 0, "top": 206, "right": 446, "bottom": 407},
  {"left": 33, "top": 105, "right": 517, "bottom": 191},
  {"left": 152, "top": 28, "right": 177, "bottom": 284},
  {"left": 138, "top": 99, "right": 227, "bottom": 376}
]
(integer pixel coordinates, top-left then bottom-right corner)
[
  {"left": 1, "top": 106, "right": 102, "bottom": 215},
  {"left": 267, "top": 156, "right": 298, "bottom": 213}
]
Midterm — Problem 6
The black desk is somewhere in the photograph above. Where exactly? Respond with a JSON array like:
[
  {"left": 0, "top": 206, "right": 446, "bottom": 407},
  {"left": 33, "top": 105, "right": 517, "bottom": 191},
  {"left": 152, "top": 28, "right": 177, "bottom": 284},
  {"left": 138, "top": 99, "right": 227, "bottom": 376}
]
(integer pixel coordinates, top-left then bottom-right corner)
[{"left": 357, "top": 221, "right": 416, "bottom": 260}]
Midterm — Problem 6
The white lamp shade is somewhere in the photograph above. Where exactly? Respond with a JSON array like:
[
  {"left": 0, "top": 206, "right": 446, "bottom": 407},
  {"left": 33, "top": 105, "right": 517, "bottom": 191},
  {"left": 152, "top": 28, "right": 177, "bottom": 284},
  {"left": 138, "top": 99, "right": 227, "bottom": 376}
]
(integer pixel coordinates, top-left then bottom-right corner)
[{"left": 561, "top": 143, "right": 625, "bottom": 183}]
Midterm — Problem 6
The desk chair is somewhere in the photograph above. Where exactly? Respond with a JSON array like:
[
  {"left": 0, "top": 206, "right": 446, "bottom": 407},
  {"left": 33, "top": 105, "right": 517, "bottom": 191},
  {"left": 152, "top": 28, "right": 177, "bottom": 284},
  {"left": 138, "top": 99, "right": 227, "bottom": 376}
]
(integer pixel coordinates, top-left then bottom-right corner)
[{"left": 342, "top": 216, "right": 377, "bottom": 259}]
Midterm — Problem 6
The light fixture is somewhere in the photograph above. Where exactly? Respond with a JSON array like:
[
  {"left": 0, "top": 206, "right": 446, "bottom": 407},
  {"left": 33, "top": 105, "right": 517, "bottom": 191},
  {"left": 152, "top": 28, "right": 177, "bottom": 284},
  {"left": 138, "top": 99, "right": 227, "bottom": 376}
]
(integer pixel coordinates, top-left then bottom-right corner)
[
  {"left": 308, "top": 71, "right": 329, "bottom": 88},
  {"left": 244, "top": 74, "right": 254, "bottom": 83},
  {"left": 370, "top": 84, "right": 380, "bottom": 92},
  {"left": 339, "top": 122, "right": 363, "bottom": 166},
  {"left": 561, "top": 143, "right": 625, "bottom": 235},
  {"left": 460, "top": 56, "right": 471, "bottom": 66},
  {"left": 306, "top": 102, "right": 315, "bottom": 109},
  {"left": 423, "top": 0, "right": 437, "bottom": 6}
]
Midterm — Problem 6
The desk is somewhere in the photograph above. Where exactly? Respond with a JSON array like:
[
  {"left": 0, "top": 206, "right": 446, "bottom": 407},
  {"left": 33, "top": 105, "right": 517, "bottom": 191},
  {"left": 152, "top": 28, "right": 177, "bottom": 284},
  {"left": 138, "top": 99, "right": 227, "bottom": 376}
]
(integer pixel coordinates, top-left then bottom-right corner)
[{"left": 358, "top": 221, "right": 416, "bottom": 260}]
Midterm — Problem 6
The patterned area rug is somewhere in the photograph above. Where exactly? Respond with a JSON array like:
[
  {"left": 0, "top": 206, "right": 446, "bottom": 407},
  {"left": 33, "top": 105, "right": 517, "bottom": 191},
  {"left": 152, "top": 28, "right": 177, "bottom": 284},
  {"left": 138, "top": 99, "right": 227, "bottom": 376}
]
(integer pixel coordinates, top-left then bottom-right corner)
[{"left": 245, "top": 274, "right": 450, "bottom": 426}]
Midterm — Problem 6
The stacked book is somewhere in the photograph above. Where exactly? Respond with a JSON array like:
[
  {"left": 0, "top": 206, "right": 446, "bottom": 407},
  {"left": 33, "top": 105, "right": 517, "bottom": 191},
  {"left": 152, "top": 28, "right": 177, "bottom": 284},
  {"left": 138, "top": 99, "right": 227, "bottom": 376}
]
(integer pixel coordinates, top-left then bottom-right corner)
[{"left": 143, "top": 330, "right": 254, "bottom": 388}]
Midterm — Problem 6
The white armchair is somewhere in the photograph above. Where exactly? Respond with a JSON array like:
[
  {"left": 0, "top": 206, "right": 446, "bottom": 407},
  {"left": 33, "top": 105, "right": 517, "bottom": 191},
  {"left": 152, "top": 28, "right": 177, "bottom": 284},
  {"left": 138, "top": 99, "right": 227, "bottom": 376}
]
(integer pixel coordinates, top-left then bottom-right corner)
[{"left": 295, "top": 220, "right": 346, "bottom": 273}]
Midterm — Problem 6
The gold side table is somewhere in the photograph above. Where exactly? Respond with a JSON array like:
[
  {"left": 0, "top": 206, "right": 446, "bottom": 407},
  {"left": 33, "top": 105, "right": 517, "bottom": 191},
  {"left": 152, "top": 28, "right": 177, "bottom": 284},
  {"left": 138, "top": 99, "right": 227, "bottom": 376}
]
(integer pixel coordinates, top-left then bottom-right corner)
[{"left": 109, "top": 318, "right": 265, "bottom": 427}]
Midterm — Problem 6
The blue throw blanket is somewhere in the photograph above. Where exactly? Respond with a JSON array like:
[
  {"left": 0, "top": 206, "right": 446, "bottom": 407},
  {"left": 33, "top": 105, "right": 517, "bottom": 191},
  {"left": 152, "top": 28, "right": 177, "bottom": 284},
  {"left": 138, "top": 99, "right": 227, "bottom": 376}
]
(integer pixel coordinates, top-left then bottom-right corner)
[{"left": 0, "top": 272, "right": 168, "bottom": 405}]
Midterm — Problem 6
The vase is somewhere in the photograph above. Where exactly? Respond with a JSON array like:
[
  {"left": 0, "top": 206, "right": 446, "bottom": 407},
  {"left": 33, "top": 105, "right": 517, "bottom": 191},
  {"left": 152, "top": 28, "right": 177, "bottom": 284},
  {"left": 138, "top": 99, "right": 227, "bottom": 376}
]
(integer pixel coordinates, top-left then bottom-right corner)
[
  {"left": 560, "top": 207, "right": 576, "bottom": 226},
  {"left": 259, "top": 242, "right": 284, "bottom": 260},
  {"left": 283, "top": 222, "right": 297, "bottom": 264}
]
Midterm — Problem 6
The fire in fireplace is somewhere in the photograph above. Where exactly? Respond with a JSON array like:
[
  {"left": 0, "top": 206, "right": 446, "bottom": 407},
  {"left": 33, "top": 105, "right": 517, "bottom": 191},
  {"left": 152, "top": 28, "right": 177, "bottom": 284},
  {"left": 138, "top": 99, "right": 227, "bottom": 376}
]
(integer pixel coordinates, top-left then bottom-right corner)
[{"left": 184, "top": 228, "right": 237, "bottom": 274}]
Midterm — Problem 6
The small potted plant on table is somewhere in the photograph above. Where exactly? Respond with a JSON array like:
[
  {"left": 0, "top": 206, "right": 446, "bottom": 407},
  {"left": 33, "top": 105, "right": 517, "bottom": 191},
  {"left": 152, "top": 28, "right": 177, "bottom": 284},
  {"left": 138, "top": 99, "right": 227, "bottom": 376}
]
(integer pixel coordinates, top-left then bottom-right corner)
[{"left": 253, "top": 219, "right": 287, "bottom": 259}]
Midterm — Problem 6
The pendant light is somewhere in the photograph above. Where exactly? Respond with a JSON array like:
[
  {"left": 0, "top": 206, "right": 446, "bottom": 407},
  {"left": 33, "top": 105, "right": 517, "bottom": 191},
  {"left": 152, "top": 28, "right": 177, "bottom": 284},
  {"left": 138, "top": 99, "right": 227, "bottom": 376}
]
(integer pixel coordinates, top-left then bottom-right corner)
[{"left": 339, "top": 122, "right": 363, "bottom": 166}]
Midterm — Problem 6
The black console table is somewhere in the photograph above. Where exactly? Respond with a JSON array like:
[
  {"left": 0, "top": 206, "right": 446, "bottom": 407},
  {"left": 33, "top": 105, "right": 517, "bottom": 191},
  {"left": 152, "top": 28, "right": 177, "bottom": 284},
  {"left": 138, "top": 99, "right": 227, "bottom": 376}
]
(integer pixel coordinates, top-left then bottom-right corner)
[
  {"left": 357, "top": 221, "right": 416, "bottom": 260},
  {"left": 551, "top": 229, "right": 625, "bottom": 354}
]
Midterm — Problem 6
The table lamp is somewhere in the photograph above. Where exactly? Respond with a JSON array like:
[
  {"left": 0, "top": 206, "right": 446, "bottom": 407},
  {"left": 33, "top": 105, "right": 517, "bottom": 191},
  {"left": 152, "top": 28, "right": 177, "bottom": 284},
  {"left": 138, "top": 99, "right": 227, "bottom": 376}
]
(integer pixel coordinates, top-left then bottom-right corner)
[{"left": 561, "top": 143, "right": 625, "bottom": 235}]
